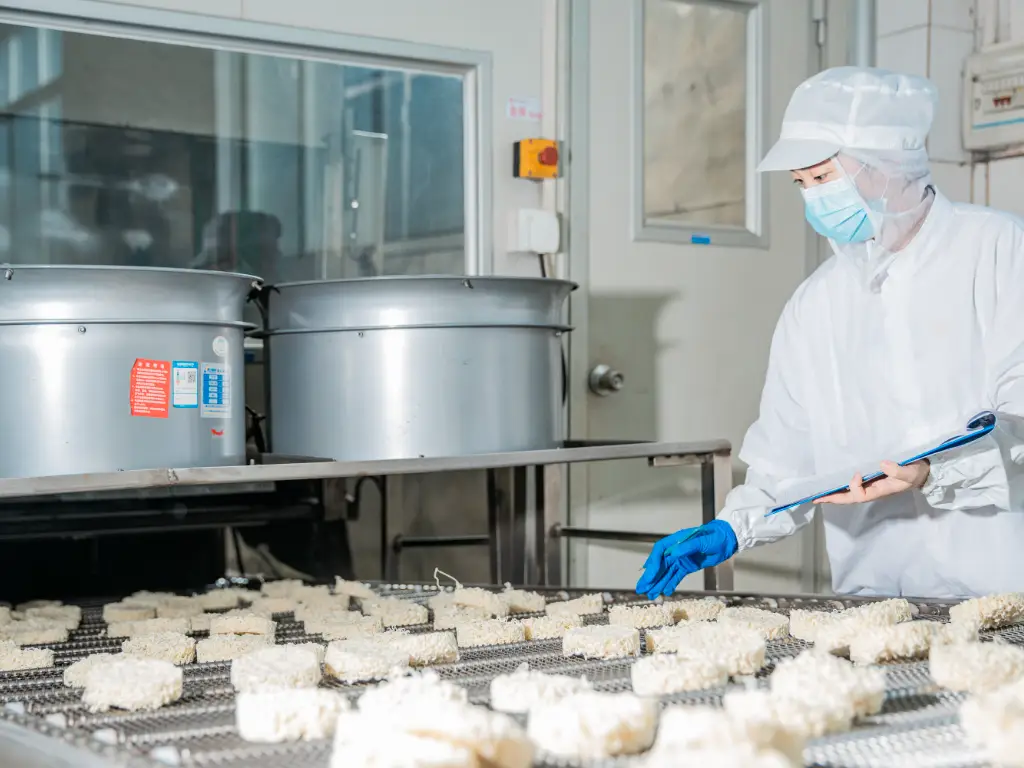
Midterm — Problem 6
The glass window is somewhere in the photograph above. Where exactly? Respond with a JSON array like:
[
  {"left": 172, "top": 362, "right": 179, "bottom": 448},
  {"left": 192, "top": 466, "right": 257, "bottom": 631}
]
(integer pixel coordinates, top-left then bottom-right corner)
[
  {"left": 0, "top": 23, "right": 467, "bottom": 285},
  {"left": 641, "top": 0, "right": 762, "bottom": 242}
]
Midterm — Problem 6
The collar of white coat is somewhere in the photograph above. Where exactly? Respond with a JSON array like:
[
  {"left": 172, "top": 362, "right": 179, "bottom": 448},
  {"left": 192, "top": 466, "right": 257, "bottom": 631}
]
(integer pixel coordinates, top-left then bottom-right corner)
[{"left": 828, "top": 189, "right": 952, "bottom": 288}]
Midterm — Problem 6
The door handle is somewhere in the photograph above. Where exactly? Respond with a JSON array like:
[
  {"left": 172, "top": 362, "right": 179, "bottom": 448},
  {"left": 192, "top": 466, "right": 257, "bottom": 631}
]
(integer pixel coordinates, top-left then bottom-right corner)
[{"left": 588, "top": 364, "right": 624, "bottom": 397}]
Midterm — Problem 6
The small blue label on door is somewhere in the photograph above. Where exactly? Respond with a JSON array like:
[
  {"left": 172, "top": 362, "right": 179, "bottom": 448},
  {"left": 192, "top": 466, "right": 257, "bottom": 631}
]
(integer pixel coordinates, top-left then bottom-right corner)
[{"left": 200, "top": 362, "right": 231, "bottom": 419}]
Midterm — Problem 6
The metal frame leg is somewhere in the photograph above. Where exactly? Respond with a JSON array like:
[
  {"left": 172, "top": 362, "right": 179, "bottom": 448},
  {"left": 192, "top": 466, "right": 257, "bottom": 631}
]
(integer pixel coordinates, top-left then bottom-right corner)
[
  {"left": 485, "top": 470, "right": 501, "bottom": 583},
  {"left": 540, "top": 463, "right": 565, "bottom": 586},
  {"left": 710, "top": 452, "right": 734, "bottom": 591}
]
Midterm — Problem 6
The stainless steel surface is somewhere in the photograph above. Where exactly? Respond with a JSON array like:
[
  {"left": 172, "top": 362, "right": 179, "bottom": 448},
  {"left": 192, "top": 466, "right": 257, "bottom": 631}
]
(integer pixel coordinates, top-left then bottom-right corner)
[
  {"left": 265, "top": 276, "right": 576, "bottom": 461},
  {"left": 0, "top": 583, "right": 999, "bottom": 767},
  {"left": 849, "top": 0, "right": 877, "bottom": 67},
  {"left": 0, "top": 440, "right": 731, "bottom": 500},
  {"left": 0, "top": 266, "right": 257, "bottom": 479},
  {"left": 586, "top": 364, "right": 623, "bottom": 397}
]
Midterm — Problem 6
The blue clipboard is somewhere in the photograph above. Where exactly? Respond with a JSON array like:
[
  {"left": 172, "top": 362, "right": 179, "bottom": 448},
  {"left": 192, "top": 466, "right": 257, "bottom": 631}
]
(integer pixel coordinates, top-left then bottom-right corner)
[{"left": 766, "top": 411, "right": 997, "bottom": 517}]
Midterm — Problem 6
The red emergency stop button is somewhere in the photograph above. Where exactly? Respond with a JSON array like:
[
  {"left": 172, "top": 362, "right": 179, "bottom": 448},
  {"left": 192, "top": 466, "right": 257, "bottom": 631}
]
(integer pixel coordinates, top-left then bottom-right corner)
[{"left": 538, "top": 146, "right": 559, "bottom": 166}]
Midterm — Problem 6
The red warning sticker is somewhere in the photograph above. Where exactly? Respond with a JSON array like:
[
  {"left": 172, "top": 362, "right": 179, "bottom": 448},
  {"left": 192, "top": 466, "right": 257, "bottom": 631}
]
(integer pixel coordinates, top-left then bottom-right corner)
[{"left": 130, "top": 359, "right": 170, "bottom": 418}]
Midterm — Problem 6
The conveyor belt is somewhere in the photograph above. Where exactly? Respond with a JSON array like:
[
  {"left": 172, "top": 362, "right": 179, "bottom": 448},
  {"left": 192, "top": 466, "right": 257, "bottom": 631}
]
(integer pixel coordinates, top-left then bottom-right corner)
[{"left": 0, "top": 585, "right": 1000, "bottom": 767}]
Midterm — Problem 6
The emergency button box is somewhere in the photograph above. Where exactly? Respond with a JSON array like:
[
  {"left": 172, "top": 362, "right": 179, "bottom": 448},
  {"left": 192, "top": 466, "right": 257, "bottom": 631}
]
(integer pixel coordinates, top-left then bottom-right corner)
[{"left": 514, "top": 139, "right": 560, "bottom": 179}]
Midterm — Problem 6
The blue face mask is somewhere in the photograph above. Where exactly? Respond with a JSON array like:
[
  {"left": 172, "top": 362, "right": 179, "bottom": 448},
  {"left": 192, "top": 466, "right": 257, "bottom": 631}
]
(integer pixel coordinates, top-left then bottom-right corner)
[{"left": 800, "top": 175, "right": 874, "bottom": 244}]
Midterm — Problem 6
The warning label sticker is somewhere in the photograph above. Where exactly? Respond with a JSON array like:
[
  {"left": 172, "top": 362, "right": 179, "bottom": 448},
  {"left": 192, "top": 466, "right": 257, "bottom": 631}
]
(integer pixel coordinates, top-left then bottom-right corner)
[
  {"left": 200, "top": 362, "right": 231, "bottom": 419},
  {"left": 130, "top": 359, "right": 170, "bottom": 418},
  {"left": 172, "top": 361, "right": 199, "bottom": 409}
]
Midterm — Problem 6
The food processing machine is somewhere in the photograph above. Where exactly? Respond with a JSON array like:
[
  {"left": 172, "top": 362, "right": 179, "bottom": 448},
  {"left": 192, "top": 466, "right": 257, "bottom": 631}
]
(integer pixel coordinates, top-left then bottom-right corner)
[{"left": 0, "top": 583, "right": 1006, "bottom": 768}]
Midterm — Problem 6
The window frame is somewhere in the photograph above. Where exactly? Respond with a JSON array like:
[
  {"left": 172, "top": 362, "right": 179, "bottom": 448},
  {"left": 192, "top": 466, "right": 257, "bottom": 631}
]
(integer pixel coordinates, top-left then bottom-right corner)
[
  {"left": 631, "top": 0, "right": 769, "bottom": 249},
  {"left": 0, "top": 0, "right": 492, "bottom": 274}
]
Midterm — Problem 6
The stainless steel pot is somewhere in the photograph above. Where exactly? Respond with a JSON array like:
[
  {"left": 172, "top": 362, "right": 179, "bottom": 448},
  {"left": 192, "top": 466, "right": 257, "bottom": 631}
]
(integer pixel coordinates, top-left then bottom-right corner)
[
  {"left": 0, "top": 265, "right": 258, "bottom": 478},
  {"left": 265, "top": 275, "right": 575, "bottom": 461}
]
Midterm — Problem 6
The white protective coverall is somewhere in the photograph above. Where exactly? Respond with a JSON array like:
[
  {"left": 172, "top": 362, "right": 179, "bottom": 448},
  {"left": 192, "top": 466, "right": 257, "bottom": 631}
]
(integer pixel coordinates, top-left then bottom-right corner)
[{"left": 719, "top": 67, "right": 1024, "bottom": 598}]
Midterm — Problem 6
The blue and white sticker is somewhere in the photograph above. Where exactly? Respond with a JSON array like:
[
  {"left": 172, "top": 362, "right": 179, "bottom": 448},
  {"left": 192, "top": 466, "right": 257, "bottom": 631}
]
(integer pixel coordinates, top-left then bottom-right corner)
[
  {"left": 200, "top": 362, "right": 231, "bottom": 419},
  {"left": 171, "top": 361, "right": 199, "bottom": 408}
]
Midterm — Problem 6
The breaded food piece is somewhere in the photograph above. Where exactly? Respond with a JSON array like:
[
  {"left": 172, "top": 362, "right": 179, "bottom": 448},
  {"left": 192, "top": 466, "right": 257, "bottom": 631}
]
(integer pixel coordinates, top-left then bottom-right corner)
[
  {"left": 456, "top": 620, "right": 527, "bottom": 648},
  {"left": 359, "top": 670, "right": 468, "bottom": 715},
  {"left": 950, "top": 593, "right": 1024, "bottom": 630},
  {"left": 294, "top": 595, "right": 350, "bottom": 620},
  {"left": 249, "top": 597, "right": 297, "bottom": 616},
  {"left": 236, "top": 688, "right": 349, "bottom": 742},
  {"left": 842, "top": 598, "right": 914, "bottom": 625},
  {"left": 209, "top": 611, "right": 276, "bottom": 637},
  {"left": 788, "top": 609, "right": 840, "bottom": 642},
  {"left": 434, "top": 605, "right": 492, "bottom": 630},
  {"left": 490, "top": 664, "right": 590, "bottom": 713},
  {"left": 260, "top": 578, "right": 304, "bottom": 598},
  {"left": 231, "top": 645, "right": 322, "bottom": 693},
  {"left": 847, "top": 621, "right": 934, "bottom": 665},
  {"left": 156, "top": 596, "right": 204, "bottom": 619},
  {"left": 630, "top": 654, "right": 728, "bottom": 696},
  {"left": 545, "top": 593, "right": 604, "bottom": 617},
  {"left": 122, "top": 632, "right": 196, "bottom": 665},
  {"left": 930, "top": 640, "right": 1024, "bottom": 693},
  {"left": 334, "top": 577, "right": 376, "bottom": 600},
  {"left": 195, "top": 590, "right": 241, "bottom": 611},
  {"left": 527, "top": 691, "right": 656, "bottom": 759},
  {"left": 196, "top": 633, "right": 272, "bottom": 663},
  {"left": 81, "top": 657, "right": 182, "bottom": 712},
  {"left": 0, "top": 606, "right": 11, "bottom": 626},
  {"left": 331, "top": 713, "right": 481, "bottom": 767},
  {"left": 311, "top": 615, "right": 384, "bottom": 640},
  {"left": 960, "top": 678, "right": 1024, "bottom": 765},
  {"left": 563, "top": 625, "right": 641, "bottom": 660},
  {"left": 725, "top": 687, "right": 854, "bottom": 740},
  {"left": 390, "top": 701, "right": 532, "bottom": 768},
  {"left": 24, "top": 605, "right": 81, "bottom": 629},
  {"left": 324, "top": 639, "right": 410, "bottom": 683},
  {"left": 663, "top": 597, "right": 724, "bottom": 623},
  {"left": 717, "top": 606, "right": 789, "bottom": 640},
  {"left": 108, "top": 617, "right": 191, "bottom": 639},
  {"left": 518, "top": 614, "right": 582, "bottom": 641},
  {"left": 63, "top": 653, "right": 119, "bottom": 687},
  {"left": 769, "top": 650, "right": 885, "bottom": 718},
  {"left": 387, "top": 631, "right": 460, "bottom": 666},
  {"left": 0, "top": 639, "right": 54, "bottom": 671},
  {"left": 362, "top": 598, "right": 429, "bottom": 628},
  {"left": 445, "top": 588, "right": 510, "bottom": 618},
  {"left": 501, "top": 585, "right": 546, "bottom": 614},
  {"left": 103, "top": 602, "right": 155, "bottom": 623},
  {"left": 122, "top": 591, "right": 175, "bottom": 609},
  {"left": 608, "top": 604, "right": 675, "bottom": 629},
  {"left": 646, "top": 622, "right": 766, "bottom": 676},
  {"left": 293, "top": 584, "right": 332, "bottom": 603},
  {"left": 930, "top": 621, "right": 978, "bottom": 646},
  {"left": 283, "top": 642, "right": 325, "bottom": 665},
  {"left": 1, "top": 620, "right": 69, "bottom": 646},
  {"left": 648, "top": 703, "right": 804, "bottom": 764},
  {"left": 814, "top": 610, "right": 901, "bottom": 658},
  {"left": 16, "top": 600, "right": 61, "bottom": 612},
  {"left": 189, "top": 613, "right": 211, "bottom": 633}
]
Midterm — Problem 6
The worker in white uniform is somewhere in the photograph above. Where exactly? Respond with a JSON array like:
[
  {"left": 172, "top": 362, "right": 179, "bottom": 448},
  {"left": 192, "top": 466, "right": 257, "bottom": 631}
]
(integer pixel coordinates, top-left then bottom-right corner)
[{"left": 637, "top": 66, "right": 1024, "bottom": 600}]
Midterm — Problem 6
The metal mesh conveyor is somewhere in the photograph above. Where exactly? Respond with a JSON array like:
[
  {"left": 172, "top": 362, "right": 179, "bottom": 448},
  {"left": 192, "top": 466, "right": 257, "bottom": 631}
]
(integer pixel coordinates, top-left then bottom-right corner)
[{"left": 0, "top": 585, "right": 1001, "bottom": 767}]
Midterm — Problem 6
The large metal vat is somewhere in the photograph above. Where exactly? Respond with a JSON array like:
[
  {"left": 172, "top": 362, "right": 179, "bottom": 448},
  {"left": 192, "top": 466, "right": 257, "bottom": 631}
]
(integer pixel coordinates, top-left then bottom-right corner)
[
  {"left": 265, "top": 276, "right": 575, "bottom": 461},
  {"left": 0, "top": 266, "right": 258, "bottom": 478}
]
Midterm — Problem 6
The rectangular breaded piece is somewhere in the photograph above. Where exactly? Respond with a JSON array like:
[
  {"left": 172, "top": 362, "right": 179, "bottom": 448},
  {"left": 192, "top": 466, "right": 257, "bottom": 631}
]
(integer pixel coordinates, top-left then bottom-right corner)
[
  {"left": 231, "top": 645, "right": 322, "bottom": 693},
  {"left": 307, "top": 615, "right": 384, "bottom": 640},
  {"left": 456, "top": 620, "right": 527, "bottom": 648},
  {"left": 260, "top": 579, "right": 304, "bottom": 598},
  {"left": 608, "top": 604, "right": 675, "bottom": 629},
  {"left": 196, "top": 633, "right": 272, "bottom": 663},
  {"left": 950, "top": 593, "right": 1024, "bottom": 630},
  {"left": 209, "top": 611, "right": 276, "bottom": 637},
  {"left": 294, "top": 595, "right": 350, "bottom": 620},
  {"left": 545, "top": 593, "right": 604, "bottom": 617},
  {"left": 646, "top": 622, "right": 766, "bottom": 676},
  {"left": 108, "top": 617, "right": 191, "bottom": 639},
  {"left": 630, "top": 654, "right": 727, "bottom": 696},
  {"left": 330, "top": 711, "right": 484, "bottom": 767},
  {"left": 63, "top": 653, "right": 119, "bottom": 687},
  {"left": 323, "top": 639, "right": 409, "bottom": 683},
  {"left": 519, "top": 614, "right": 583, "bottom": 641},
  {"left": 717, "top": 606, "right": 789, "bottom": 641},
  {"left": 333, "top": 577, "right": 376, "bottom": 600},
  {"left": 0, "top": 639, "right": 54, "bottom": 671},
  {"left": 237, "top": 688, "right": 349, "bottom": 742},
  {"left": 769, "top": 650, "right": 885, "bottom": 719},
  {"left": 841, "top": 598, "right": 914, "bottom": 625},
  {"left": 1, "top": 620, "right": 69, "bottom": 646},
  {"left": 195, "top": 589, "right": 240, "bottom": 611},
  {"left": 155, "top": 596, "right": 204, "bottom": 619},
  {"left": 248, "top": 597, "right": 298, "bottom": 616},
  {"left": 847, "top": 621, "right": 934, "bottom": 665},
  {"left": 24, "top": 605, "right": 81, "bottom": 630},
  {"left": 362, "top": 598, "right": 429, "bottom": 628},
  {"left": 788, "top": 609, "right": 840, "bottom": 642},
  {"left": 490, "top": 666, "right": 590, "bottom": 714},
  {"left": 501, "top": 586, "right": 547, "bottom": 614},
  {"left": 81, "top": 657, "right": 182, "bottom": 712},
  {"left": 122, "top": 632, "right": 196, "bottom": 665},
  {"left": 663, "top": 598, "right": 724, "bottom": 623},
  {"left": 960, "top": 678, "right": 1024, "bottom": 764},
  {"left": 358, "top": 670, "right": 468, "bottom": 714},
  {"left": 930, "top": 640, "right": 1024, "bottom": 694},
  {"left": 103, "top": 602, "right": 155, "bottom": 623},
  {"left": 435, "top": 605, "right": 492, "bottom": 630},
  {"left": 527, "top": 692, "right": 656, "bottom": 759},
  {"left": 563, "top": 625, "right": 641, "bottom": 660}
]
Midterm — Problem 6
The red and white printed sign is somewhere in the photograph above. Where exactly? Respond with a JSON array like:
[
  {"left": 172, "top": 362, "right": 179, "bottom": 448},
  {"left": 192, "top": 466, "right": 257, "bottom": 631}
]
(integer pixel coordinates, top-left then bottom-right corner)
[
  {"left": 130, "top": 359, "right": 170, "bottom": 418},
  {"left": 506, "top": 97, "right": 542, "bottom": 121}
]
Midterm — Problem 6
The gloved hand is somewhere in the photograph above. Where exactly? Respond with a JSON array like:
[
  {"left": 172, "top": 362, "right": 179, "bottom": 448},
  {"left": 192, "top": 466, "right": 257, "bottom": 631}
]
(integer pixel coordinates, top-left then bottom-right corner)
[{"left": 635, "top": 519, "right": 738, "bottom": 599}]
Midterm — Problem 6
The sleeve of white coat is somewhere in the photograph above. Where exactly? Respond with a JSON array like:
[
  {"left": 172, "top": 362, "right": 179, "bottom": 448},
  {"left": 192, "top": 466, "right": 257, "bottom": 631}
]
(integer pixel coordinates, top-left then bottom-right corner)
[
  {"left": 719, "top": 301, "right": 818, "bottom": 551},
  {"left": 922, "top": 219, "right": 1024, "bottom": 512}
]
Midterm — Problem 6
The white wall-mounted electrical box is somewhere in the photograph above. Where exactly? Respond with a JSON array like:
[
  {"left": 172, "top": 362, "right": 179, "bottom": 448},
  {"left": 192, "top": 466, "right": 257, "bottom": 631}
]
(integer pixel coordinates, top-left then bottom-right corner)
[{"left": 964, "top": 43, "right": 1024, "bottom": 151}]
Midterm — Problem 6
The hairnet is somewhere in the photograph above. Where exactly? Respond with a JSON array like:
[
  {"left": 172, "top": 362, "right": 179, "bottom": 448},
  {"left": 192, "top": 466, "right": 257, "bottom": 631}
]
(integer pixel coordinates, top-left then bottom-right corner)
[{"left": 758, "top": 67, "right": 938, "bottom": 173}]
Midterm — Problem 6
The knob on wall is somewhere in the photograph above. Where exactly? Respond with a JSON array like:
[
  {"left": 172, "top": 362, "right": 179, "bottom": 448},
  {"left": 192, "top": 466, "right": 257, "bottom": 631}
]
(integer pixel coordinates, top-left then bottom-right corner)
[{"left": 588, "top": 364, "right": 624, "bottom": 397}]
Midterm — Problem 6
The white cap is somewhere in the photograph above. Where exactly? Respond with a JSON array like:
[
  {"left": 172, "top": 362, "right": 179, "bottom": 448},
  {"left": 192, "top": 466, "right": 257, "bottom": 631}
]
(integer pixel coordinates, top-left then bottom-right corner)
[{"left": 758, "top": 67, "right": 938, "bottom": 172}]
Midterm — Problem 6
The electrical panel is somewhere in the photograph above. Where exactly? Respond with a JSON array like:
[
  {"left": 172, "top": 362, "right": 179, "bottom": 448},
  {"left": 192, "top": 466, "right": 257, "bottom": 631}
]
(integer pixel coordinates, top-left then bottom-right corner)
[{"left": 964, "top": 43, "right": 1024, "bottom": 151}]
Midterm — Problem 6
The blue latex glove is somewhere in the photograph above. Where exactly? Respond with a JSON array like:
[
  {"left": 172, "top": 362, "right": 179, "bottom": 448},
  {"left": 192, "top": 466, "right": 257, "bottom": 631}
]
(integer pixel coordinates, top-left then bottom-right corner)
[{"left": 635, "top": 519, "right": 738, "bottom": 599}]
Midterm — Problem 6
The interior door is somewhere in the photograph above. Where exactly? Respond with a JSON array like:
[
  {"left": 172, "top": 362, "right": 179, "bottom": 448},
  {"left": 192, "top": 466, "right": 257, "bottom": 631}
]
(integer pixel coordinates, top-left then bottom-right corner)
[{"left": 569, "top": 0, "right": 825, "bottom": 593}]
